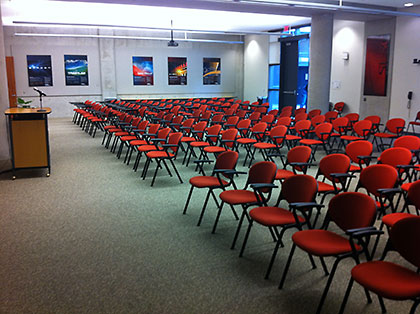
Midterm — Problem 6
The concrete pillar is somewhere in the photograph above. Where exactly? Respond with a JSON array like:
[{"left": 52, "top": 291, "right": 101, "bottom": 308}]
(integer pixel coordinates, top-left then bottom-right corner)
[
  {"left": 0, "top": 3, "right": 11, "bottom": 171},
  {"left": 308, "top": 13, "right": 333, "bottom": 113},
  {"left": 99, "top": 29, "right": 117, "bottom": 100}
]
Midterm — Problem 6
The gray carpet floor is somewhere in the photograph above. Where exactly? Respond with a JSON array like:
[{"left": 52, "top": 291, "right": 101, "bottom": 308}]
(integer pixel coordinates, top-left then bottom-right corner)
[{"left": 0, "top": 118, "right": 414, "bottom": 314}]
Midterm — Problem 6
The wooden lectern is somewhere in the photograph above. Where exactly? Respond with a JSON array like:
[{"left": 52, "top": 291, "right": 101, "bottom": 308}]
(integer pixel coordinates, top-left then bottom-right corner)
[{"left": 4, "top": 107, "right": 52, "bottom": 179}]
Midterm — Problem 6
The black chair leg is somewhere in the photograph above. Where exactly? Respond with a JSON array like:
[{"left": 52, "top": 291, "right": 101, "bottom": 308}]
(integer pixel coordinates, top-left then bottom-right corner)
[
  {"left": 338, "top": 278, "right": 354, "bottom": 314},
  {"left": 183, "top": 186, "right": 194, "bottom": 215},
  {"left": 239, "top": 220, "right": 253, "bottom": 257},
  {"left": 279, "top": 243, "right": 296, "bottom": 288}
]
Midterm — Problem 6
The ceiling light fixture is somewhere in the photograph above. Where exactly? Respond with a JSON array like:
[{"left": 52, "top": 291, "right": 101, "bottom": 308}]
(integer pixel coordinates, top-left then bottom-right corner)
[{"left": 404, "top": 2, "right": 414, "bottom": 7}]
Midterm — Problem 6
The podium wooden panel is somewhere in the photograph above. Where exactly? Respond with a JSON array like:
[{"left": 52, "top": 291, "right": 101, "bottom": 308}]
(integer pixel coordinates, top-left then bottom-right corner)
[{"left": 5, "top": 107, "right": 52, "bottom": 178}]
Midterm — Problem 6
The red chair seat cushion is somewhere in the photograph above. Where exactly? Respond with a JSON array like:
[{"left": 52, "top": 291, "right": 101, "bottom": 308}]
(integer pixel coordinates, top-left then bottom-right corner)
[
  {"left": 137, "top": 145, "right": 158, "bottom": 152},
  {"left": 351, "top": 261, "right": 420, "bottom": 300},
  {"left": 300, "top": 139, "right": 322, "bottom": 145},
  {"left": 292, "top": 229, "right": 360, "bottom": 256},
  {"left": 219, "top": 190, "right": 257, "bottom": 205},
  {"left": 382, "top": 213, "right": 416, "bottom": 228},
  {"left": 341, "top": 135, "right": 363, "bottom": 141},
  {"left": 181, "top": 137, "right": 195, "bottom": 143},
  {"left": 374, "top": 132, "right": 396, "bottom": 138},
  {"left": 349, "top": 164, "right": 361, "bottom": 172},
  {"left": 285, "top": 135, "right": 301, "bottom": 141},
  {"left": 401, "top": 182, "right": 412, "bottom": 192},
  {"left": 317, "top": 181, "right": 335, "bottom": 192},
  {"left": 237, "top": 138, "right": 257, "bottom": 145},
  {"left": 190, "top": 141, "right": 210, "bottom": 147},
  {"left": 275, "top": 169, "right": 295, "bottom": 180},
  {"left": 108, "top": 128, "right": 122, "bottom": 133},
  {"left": 250, "top": 206, "right": 304, "bottom": 226},
  {"left": 146, "top": 151, "right": 174, "bottom": 158},
  {"left": 204, "top": 146, "right": 226, "bottom": 153},
  {"left": 189, "top": 176, "right": 229, "bottom": 188},
  {"left": 104, "top": 125, "right": 118, "bottom": 130},
  {"left": 115, "top": 131, "right": 129, "bottom": 136},
  {"left": 129, "top": 140, "right": 147, "bottom": 146},
  {"left": 254, "top": 143, "right": 276, "bottom": 149},
  {"left": 121, "top": 136, "right": 137, "bottom": 141}
]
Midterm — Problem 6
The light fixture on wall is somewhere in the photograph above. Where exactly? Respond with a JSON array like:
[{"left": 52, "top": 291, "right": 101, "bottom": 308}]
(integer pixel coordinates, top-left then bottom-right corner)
[
  {"left": 342, "top": 52, "right": 349, "bottom": 60},
  {"left": 168, "top": 20, "right": 179, "bottom": 47}
]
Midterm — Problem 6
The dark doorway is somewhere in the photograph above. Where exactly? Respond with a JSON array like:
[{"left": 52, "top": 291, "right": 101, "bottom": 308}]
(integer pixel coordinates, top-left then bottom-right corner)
[{"left": 279, "top": 40, "right": 298, "bottom": 110}]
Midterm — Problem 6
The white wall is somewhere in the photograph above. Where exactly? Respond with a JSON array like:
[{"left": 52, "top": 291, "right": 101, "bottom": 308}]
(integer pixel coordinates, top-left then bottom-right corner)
[
  {"left": 243, "top": 35, "right": 269, "bottom": 103},
  {"left": 390, "top": 6, "right": 420, "bottom": 122},
  {"left": 4, "top": 26, "right": 244, "bottom": 118},
  {"left": 330, "top": 19, "right": 365, "bottom": 114}
]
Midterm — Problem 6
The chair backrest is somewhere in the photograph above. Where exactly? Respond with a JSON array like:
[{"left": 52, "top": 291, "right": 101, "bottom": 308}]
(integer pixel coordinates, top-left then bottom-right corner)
[
  {"left": 353, "top": 119, "right": 372, "bottom": 137},
  {"left": 333, "top": 102, "right": 345, "bottom": 112},
  {"left": 282, "top": 106, "right": 293, "bottom": 113},
  {"left": 237, "top": 119, "right": 251, "bottom": 136},
  {"left": 148, "top": 123, "right": 160, "bottom": 135},
  {"left": 295, "top": 119, "right": 312, "bottom": 136},
  {"left": 249, "top": 112, "right": 261, "bottom": 121},
  {"left": 251, "top": 122, "right": 268, "bottom": 135},
  {"left": 212, "top": 114, "right": 224, "bottom": 124},
  {"left": 364, "top": 115, "right": 381, "bottom": 126},
  {"left": 214, "top": 150, "right": 239, "bottom": 178},
  {"left": 269, "top": 125, "right": 288, "bottom": 145},
  {"left": 261, "top": 114, "right": 275, "bottom": 124},
  {"left": 294, "top": 112, "right": 308, "bottom": 122},
  {"left": 137, "top": 120, "right": 149, "bottom": 134},
  {"left": 345, "top": 140, "right": 373, "bottom": 164},
  {"left": 308, "top": 109, "right": 322, "bottom": 119},
  {"left": 294, "top": 108, "right": 306, "bottom": 115},
  {"left": 328, "top": 192, "right": 377, "bottom": 231},
  {"left": 288, "top": 145, "right": 312, "bottom": 163},
  {"left": 279, "top": 111, "right": 292, "bottom": 118},
  {"left": 237, "top": 110, "right": 247, "bottom": 118},
  {"left": 281, "top": 174, "right": 318, "bottom": 204},
  {"left": 408, "top": 180, "right": 420, "bottom": 210},
  {"left": 268, "top": 109, "right": 279, "bottom": 116},
  {"left": 314, "top": 122, "right": 332, "bottom": 140},
  {"left": 325, "top": 111, "right": 338, "bottom": 123},
  {"left": 311, "top": 114, "right": 326, "bottom": 128},
  {"left": 171, "top": 115, "right": 183, "bottom": 126},
  {"left": 247, "top": 161, "right": 277, "bottom": 190},
  {"left": 157, "top": 127, "right": 171, "bottom": 140},
  {"left": 344, "top": 113, "right": 359, "bottom": 125},
  {"left": 379, "top": 147, "right": 413, "bottom": 169},
  {"left": 201, "top": 111, "right": 212, "bottom": 121},
  {"left": 206, "top": 124, "right": 222, "bottom": 144},
  {"left": 319, "top": 153, "right": 350, "bottom": 182},
  {"left": 221, "top": 128, "right": 238, "bottom": 148},
  {"left": 393, "top": 135, "right": 420, "bottom": 151},
  {"left": 192, "top": 121, "right": 207, "bottom": 139},
  {"left": 332, "top": 117, "right": 349, "bottom": 133},
  {"left": 225, "top": 116, "right": 239, "bottom": 127},
  {"left": 385, "top": 118, "right": 405, "bottom": 134},
  {"left": 359, "top": 164, "right": 399, "bottom": 196},
  {"left": 390, "top": 217, "right": 420, "bottom": 268},
  {"left": 167, "top": 132, "right": 183, "bottom": 153},
  {"left": 276, "top": 117, "right": 292, "bottom": 127}
]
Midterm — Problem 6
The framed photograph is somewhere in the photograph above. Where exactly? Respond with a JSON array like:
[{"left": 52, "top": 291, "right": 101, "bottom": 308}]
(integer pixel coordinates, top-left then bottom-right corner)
[
  {"left": 64, "top": 55, "right": 89, "bottom": 86},
  {"left": 27, "top": 55, "right": 53, "bottom": 87},
  {"left": 132, "top": 56, "right": 154, "bottom": 86},
  {"left": 363, "top": 35, "right": 390, "bottom": 96},
  {"left": 203, "top": 57, "right": 221, "bottom": 85},
  {"left": 168, "top": 57, "right": 187, "bottom": 85}
]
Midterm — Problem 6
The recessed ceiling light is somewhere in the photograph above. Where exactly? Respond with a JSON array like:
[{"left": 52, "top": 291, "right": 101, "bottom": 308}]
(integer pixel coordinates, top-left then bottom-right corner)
[{"left": 404, "top": 2, "right": 414, "bottom": 7}]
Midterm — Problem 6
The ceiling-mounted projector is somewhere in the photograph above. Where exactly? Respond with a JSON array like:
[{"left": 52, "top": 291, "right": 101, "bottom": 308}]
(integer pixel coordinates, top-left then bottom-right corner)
[{"left": 168, "top": 20, "right": 178, "bottom": 47}]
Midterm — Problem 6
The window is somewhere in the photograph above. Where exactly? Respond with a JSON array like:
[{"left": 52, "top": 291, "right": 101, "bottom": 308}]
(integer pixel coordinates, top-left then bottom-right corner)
[{"left": 268, "top": 64, "right": 280, "bottom": 110}]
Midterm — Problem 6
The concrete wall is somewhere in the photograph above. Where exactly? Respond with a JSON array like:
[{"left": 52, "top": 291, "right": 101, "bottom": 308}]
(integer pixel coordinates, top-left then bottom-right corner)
[
  {"left": 243, "top": 34, "right": 269, "bottom": 103},
  {"left": 390, "top": 6, "right": 420, "bottom": 123},
  {"left": 4, "top": 26, "right": 244, "bottom": 118},
  {"left": 330, "top": 20, "right": 365, "bottom": 114}
]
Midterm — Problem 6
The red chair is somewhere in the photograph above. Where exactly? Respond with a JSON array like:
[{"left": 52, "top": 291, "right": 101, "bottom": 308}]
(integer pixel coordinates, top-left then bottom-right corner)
[
  {"left": 339, "top": 217, "right": 420, "bottom": 314},
  {"left": 141, "top": 132, "right": 183, "bottom": 186},
  {"left": 300, "top": 122, "right": 333, "bottom": 161},
  {"left": 223, "top": 116, "right": 240, "bottom": 129},
  {"left": 180, "top": 121, "right": 207, "bottom": 164},
  {"left": 364, "top": 115, "right": 381, "bottom": 133},
  {"left": 344, "top": 112, "right": 359, "bottom": 130},
  {"left": 240, "top": 175, "right": 321, "bottom": 279},
  {"left": 273, "top": 145, "right": 312, "bottom": 184},
  {"left": 308, "top": 109, "right": 322, "bottom": 119},
  {"left": 315, "top": 153, "right": 351, "bottom": 205},
  {"left": 186, "top": 124, "right": 221, "bottom": 166},
  {"left": 279, "top": 192, "right": 378, "bottom": 314},
  {"left": 345, "top": 140, "right": 373, "bottom": 176},
  {"left": 408, "top": 110, "right": 420, "bottom": 133},
  {"left": 252, "top": 125, "right": 287, "bottom": 163},
  {"left": 236, "top": 122, "right": 268, "bottom": 167},
  {"left": 333, "top": 102, "right": 345, "bottom": 115},
  {"left": 330, "top": 116, "right": 349, "bottom": 149},
  {"left": 214, "top": 161, "right": 277, "bottom": 249},
  {"left": 339, "top": 119, "right": 372, "bottom": 150},
  {"left": 285, "top": 119, "right": 311, "bottom": 148},
  {"left": 203, "top": 128, "right": 238, "bottom": 157},
  {"left": 373, "top": 118, "right": 406, "bottom": 151},
  {"left": 126, "top": 123, "right": 159, "bottom": 165},
  {"left": 183, "top": 150, "right": 239, "bottom": 226},
  {"left": 274, "top": 116, "right": 292, "bottom": 128},
  {"left": 325, "top": 110, "right": 338, "bottom": 123}
]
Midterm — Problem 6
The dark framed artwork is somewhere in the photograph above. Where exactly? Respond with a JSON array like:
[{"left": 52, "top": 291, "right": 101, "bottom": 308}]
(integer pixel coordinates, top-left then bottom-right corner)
[
  {"left": 27, "top": 55, "right": 53, "bottom": 87},
  {"left": 203, "top": 57, "right": 221, "bottom": 85},
  {"left": 132, "top": 56, "right": 154, "bottom": 86},
  {"left": 64, "top": 55, "right": 89, "bottom": 86},
  {"left": 363, "top": 35, "right": 390, "bottom": 96},
  {"left": 168, "top": 57, "right": 187, "bottom": 85}
]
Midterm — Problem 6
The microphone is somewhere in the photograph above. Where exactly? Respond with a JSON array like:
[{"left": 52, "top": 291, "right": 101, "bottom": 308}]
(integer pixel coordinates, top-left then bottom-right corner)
[{"left": 33, "top": 87, "right": 46, "bottom": 97}]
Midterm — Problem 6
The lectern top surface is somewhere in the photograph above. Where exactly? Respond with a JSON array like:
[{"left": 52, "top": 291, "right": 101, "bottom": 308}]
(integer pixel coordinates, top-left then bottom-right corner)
[{"left": 5, "top": 107, "right": 52, "bottom": 115}]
